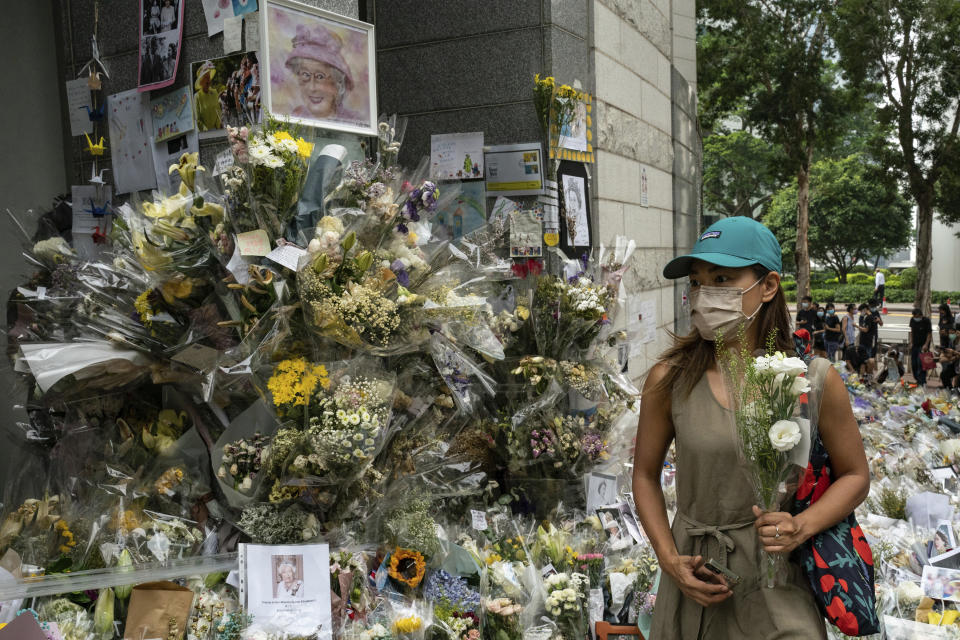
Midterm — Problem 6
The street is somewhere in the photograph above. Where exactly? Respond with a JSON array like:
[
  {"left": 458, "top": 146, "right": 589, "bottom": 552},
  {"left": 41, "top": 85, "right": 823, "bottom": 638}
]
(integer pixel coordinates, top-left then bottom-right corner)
[{"left": 790, "top": 306, "right": 944, "bottom": 347}]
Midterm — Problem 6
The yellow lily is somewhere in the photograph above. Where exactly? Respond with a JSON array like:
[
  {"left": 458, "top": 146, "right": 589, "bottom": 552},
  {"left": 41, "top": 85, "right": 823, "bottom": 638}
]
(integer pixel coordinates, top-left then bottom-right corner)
[
  {"left": 169, "top": 152, "right": 204, "bottom": 192},
  {"left": 132, "top": 231, "right": 172, "bottom": 270},
  {"left": 190, "top": 199, "right": 224, "bottom": 223}
]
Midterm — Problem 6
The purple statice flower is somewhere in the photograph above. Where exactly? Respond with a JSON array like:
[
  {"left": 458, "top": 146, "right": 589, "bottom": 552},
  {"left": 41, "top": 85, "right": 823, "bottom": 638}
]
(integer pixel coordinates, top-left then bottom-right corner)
[
  {"left": 397, "top": 222, "right": 409, "bottom": 234},
  {"left": 366, "top": 182, "right": 387, "bottom": 200},
  {"left": 530, "top": 429, "right": 557, "bottom": 459},
  {"left": 391, "top": 259, "right": 410, "bottom": 287},
  {"left": 581, "top": 432, "right": 606, "bottom": 460},
  {"left": 424, "top": 570, "right": 480, "bottom": 612}
]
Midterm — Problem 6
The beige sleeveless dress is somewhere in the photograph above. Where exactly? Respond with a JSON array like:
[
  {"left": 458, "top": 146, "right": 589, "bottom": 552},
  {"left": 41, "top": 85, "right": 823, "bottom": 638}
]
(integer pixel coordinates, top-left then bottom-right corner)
[{"left": 649, "top": 360, "right": 829, "bottom": 640}]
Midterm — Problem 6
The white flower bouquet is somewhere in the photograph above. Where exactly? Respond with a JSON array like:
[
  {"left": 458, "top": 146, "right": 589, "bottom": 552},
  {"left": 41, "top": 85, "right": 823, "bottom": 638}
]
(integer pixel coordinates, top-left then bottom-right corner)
[
  {"left": 720, "top": 338, "right": 811, "bottom": 588},
  {"left": 542, "top": 572, "right": 589, "bottom": 640}
]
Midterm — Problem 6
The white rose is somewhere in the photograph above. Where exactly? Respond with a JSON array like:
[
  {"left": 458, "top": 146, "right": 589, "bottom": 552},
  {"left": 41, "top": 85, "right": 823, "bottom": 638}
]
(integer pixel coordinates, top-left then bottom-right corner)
[
  {"left": 308, "top": 238, "right": 323, "bottom": 254},
  {"left": 240, "top": 477, "right": 252, "bottom": 491},
  {"left": 941, "top": 439, "right": 960, "bottom": 461},
  {"left": 896, "top": 581, "right": 923, "bottom": 604},
  {"left": 789, "top": 376, "right": 811, "bottom": 396},
  {"left": 768, "top": 419, "right": 802, "bottom": 452}
]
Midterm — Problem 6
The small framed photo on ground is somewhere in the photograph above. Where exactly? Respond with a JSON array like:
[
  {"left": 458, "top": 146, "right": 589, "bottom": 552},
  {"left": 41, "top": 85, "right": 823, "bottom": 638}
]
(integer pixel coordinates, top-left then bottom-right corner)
[{"left": 260, "top": 0, "right": 376, "bottom": 136}]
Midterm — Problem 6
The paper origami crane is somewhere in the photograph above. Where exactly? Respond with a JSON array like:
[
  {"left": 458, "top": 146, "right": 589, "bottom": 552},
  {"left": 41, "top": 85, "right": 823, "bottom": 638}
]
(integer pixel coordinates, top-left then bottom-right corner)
[{"left": 84, "top": 133, "right": 106, "bottom": 156}]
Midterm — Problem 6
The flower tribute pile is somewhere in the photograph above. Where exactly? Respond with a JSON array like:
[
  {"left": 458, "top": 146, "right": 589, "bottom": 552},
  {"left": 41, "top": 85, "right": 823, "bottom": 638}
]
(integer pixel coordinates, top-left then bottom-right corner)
[{"left": 0, "top": 115, "right": 653, "bottom": 640}]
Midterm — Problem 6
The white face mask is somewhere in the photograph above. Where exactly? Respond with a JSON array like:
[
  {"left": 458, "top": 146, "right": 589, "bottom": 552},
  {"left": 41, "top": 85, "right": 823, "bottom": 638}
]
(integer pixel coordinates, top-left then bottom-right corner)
[{"left": 690, "top": 278, "right": 764, "bottom": 342}]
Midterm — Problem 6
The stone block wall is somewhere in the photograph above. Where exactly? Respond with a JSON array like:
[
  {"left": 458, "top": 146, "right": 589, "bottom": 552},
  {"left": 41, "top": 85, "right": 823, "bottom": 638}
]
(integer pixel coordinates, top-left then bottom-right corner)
[
  {"left": 591, "top": 0, "right": 698, "bottom": 376},
  {"left": 371, "top": 0, "right": 592, "bottom": 168}
]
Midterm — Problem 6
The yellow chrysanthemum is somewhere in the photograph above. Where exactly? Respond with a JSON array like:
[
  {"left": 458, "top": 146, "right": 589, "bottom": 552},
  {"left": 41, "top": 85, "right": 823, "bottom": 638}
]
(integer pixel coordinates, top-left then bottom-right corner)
[
  {"left": 272, "top": 131, "right": 294, "bottom": 143},
  {"left": 393, "top": 616, "right": 423, "bottom": 634},
  {"left": 267, "top": 358, "right": 330, "bottom": 409},
  {"left": 134, "top": 290, "right": 154, "bottom": 326},
  {"left": 295, "top": 137, "right": 314, "bottom": 159}
]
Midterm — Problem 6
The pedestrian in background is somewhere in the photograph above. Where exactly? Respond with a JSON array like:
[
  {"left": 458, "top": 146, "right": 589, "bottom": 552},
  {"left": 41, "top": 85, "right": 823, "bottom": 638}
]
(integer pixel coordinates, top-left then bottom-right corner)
[
  {"left": 824, "top": 302, "right": 843, "bottom": 361},
  {"left": 813, "top": 302, "right": 827, "bottom": 357},
  {"left": 938, "top": 302, "right": 955, "bottom": 350},
  {"left": 842, "top": 303, "right": 859, "bottom": 351},
  {"left": 909, "top": 307, "right": 933, "bottom": 387},
  {"left": 796, "top": 295, "right": 815, "bottom": 332},
  {"left": 859, "top": 301, "right": 882, "bottom": 359},
  {"left": 874, "top": 268, "right": 885, "bottom": 305}
]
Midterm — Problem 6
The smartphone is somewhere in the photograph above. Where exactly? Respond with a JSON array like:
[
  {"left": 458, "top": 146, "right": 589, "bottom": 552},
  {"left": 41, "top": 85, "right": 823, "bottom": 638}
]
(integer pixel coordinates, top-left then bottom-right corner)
[{"left": 703, "top": 558, "right": 742, "bottom": 588}]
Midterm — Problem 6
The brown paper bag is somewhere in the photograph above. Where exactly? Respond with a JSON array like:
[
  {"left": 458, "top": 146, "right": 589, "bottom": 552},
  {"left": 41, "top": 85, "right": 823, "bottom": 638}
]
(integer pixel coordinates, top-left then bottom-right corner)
[
  {"left": 0, "top": 613, "right": 48, "bottom": 640},
  {"left": 124, "top": 581, "right": 194, "bottom": 640}
]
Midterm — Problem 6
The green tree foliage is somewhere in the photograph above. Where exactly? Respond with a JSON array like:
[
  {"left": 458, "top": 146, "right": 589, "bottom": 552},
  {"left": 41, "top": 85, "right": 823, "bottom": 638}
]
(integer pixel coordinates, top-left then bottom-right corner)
[
  {"left": 832, "top": 0, "right": 960, "bottom": 311},
  {"left": 765, "top": 155, "right": 911, "bottom": 283},
  {"left": 703, "top": 130, "right": 785, "bottom": 219},
  {"left": 698, "top": 0, "right": 863, "bottom": 299}
]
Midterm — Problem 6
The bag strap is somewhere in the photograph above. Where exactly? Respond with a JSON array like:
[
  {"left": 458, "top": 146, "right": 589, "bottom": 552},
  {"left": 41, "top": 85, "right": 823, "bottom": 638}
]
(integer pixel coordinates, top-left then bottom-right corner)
[{"left": 805, "top": 357, "right": 832, "bottom": 446}]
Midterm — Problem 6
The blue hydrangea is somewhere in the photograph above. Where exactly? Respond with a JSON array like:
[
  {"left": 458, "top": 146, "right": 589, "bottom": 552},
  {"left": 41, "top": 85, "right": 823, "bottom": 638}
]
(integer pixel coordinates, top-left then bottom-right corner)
[{"left": 423, "top": 570, "right": 481, "bottom": 612}]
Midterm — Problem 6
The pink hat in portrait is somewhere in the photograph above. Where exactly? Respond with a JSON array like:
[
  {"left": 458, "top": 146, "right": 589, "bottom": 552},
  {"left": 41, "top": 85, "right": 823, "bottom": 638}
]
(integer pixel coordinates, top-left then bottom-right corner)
[{"left": 284, "top": 24, "right": 354, "bottom": 91}]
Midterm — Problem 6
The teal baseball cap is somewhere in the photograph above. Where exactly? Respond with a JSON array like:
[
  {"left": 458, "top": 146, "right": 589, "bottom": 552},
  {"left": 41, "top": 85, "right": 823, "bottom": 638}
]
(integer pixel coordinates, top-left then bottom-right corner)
[{"left": 663, "top": 216, "right": 782, "bottom": 279}]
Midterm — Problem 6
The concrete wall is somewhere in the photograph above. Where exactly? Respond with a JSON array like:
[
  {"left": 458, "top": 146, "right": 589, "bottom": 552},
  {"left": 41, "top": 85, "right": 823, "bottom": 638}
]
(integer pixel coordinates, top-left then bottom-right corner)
[
  {"left": 591, "top": 0, "right": 699, "bottom": 375},
  {"left": 0, "top": 1, "right": 69, "bottom": 485},
  {"left": 371, "top": 0, "right": 592, "bottom": 168},
  {"left": 931, "top": 218, "right": 960, "bottom": 293}
]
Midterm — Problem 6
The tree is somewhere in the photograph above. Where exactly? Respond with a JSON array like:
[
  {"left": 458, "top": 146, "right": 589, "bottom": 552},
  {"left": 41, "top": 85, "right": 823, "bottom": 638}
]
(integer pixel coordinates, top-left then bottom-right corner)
[
  {"left": 698, "top": 0, "right": 862, "bottom": 299},
  {"left": 833, "top": 0, "right": 960, "bottom": 312},
  {"left": 765, "top": 155, "right": 912, "bottom": 283},
  {"left": 703, "top": 130, "right": 785, "bottom": 219}
]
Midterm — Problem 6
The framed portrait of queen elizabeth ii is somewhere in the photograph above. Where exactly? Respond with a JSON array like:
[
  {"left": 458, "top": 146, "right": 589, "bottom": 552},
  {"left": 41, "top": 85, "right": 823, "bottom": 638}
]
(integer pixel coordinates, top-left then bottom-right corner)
[{"left": 260, "top": 0, "right": 377, "bottom": 136}]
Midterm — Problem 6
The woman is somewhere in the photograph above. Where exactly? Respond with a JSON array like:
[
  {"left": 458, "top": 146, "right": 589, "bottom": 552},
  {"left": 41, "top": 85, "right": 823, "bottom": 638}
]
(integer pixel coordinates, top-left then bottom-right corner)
[
  {"left": 823, "top": 303, "right": 842, "bottom": 362},
  {"left": 812, "top": 303, "right": 827, "bottom": 357},
  {"left": 283, "top": 24, "right": 364, "bottom": 124},
  {"left": 939, "top": 327, "right": 959, "bottom": 392},
  {"left": 194, "top": 61, "right": 221, "bottom": 131},
  {"left": 841, "top": 303, "right": 858, "bottom": 351},
  {"left": 276, "top": 562, "right": 304, "bottom": 598},
  {"left": 633, "top": 217, "right": 870, "bottom": 639},
  {"left": 939, "top": 303, "right": 955, "bottom": 350},
  {"left": 148, "top": 0, "right": 161, "bottom": 34},
  {"left": 160, "top": 0, "right": 176, "bottom": 32}
]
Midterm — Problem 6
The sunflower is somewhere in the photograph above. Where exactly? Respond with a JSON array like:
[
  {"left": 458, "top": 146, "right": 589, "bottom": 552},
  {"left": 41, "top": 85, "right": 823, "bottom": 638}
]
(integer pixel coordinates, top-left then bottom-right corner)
[{"left": 388, "top": 548, "right": 426, "bottom": 588}]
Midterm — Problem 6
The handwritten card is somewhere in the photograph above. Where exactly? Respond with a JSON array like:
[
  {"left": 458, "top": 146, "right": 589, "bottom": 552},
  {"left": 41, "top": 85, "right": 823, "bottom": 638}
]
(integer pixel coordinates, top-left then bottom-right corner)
[
  {"left": 224, "top": 15, "right": 244, "bottom": 54},
  {"left": 431, "top": 132, "right": 484, "bottom": 180},
  {"left": 509, "top": 210, "right": 542, "bottom": 258},
  {"left": 150, "top": 86, "right": 194, "bottom": 143},
  {"left": 65, "top": 78, "right": 94, "bottom": 136},
  {"left": 236, "top": 229, "right": 271, "bottom": 257},
  {"left": 213, "top": 149, "right": 236, "bottom": 176},
  {"left": 245, "top": 13, "right": 261, "bottom": 51},
  {"left": 107, "top": 89, "right": 157, "bottom": 194},
  {"left": 266, "top": 244, "right": 307, "bottom": 271}
]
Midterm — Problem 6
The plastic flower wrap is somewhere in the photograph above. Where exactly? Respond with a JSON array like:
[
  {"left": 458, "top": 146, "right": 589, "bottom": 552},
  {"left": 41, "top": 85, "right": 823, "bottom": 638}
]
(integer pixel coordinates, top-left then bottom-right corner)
[
  {"left": 542, "top": 572, "right": 589, "bottom": 640},
  {"left": 528, "top": 273, "right": 612, "bottom": 361},
  {"left": 389, "top": 599, "right": 431, "bottom": 640},
  {"left": 228, "top": 119, "right": 313, "bottom": 240},
  {"left": 423, "top": 570, "right": 481, "bottom": 640}
]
